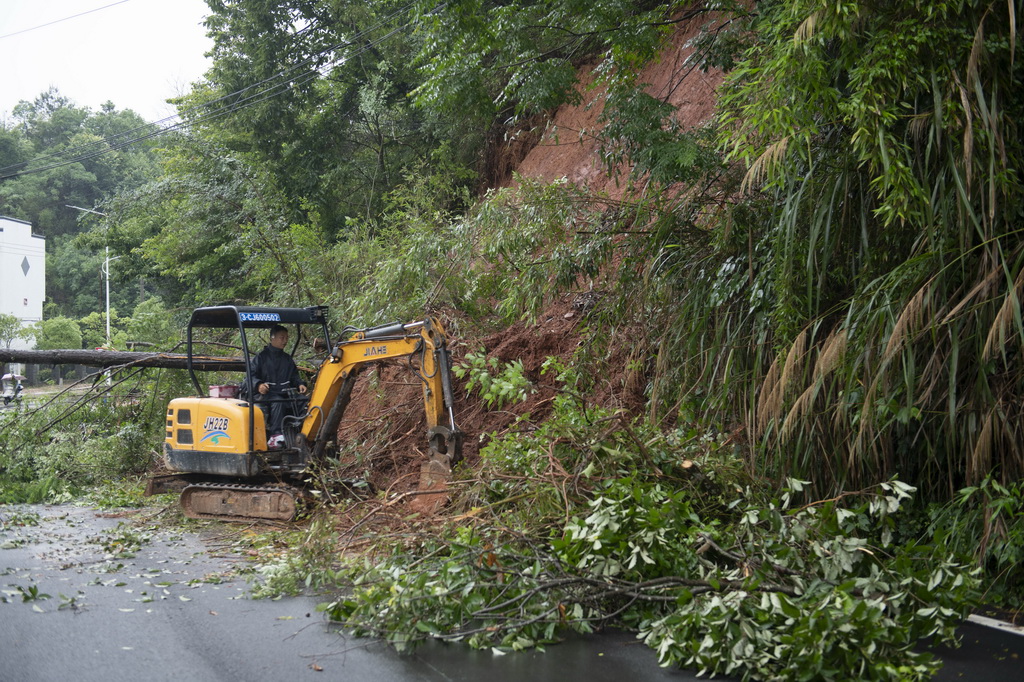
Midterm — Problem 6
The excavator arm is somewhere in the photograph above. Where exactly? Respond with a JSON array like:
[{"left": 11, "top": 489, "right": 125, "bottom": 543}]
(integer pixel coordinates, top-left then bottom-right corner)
[{"left": 298, "top": 317, "right": 462, "bottom": 468}]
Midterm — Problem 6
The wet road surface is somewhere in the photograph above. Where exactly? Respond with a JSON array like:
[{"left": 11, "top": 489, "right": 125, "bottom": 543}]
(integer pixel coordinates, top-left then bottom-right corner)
[
  {"left": 1, "top": 504, "right": 1020, "bottom": 681},
  {"left": 0, "top": 504, "right": 700, "bottom": 682}
]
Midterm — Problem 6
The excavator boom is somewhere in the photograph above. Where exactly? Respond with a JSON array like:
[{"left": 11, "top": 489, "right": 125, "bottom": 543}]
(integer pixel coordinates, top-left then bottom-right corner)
[{"left": 301, "top": 318, "right": 461, "bottom": 468}]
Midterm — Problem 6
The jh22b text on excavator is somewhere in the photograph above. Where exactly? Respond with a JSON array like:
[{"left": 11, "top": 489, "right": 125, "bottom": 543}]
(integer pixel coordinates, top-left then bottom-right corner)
[{"left": 146, "top": 305, "right": 462, "bottom": 522}]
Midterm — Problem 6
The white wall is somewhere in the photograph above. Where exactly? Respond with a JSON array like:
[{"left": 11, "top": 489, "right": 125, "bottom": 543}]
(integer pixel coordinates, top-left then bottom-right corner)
[{"left": 0, "top": 216, "right": 46, "bottom": 351}]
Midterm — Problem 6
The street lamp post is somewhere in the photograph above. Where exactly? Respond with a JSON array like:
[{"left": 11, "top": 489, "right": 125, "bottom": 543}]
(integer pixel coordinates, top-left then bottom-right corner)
[
  {"left": 102, "top": 246, "right": 111, "bottom": 346},
  {"left": 66, "top": 205, "right": 119, "bottom": 385},
  {"left": 65, "top": 205, "right": 115, "bottom": 346}
]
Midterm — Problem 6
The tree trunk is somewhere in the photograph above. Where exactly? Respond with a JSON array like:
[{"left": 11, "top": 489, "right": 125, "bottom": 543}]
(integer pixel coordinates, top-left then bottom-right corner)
[{"left": 0, "top": 348, "right": 244, "bottom": 371}]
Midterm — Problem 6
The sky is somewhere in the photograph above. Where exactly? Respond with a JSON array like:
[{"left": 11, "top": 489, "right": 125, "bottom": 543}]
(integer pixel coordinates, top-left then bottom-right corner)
[{"left": 0, "top": 0, "right": 213, "bottom": 122}]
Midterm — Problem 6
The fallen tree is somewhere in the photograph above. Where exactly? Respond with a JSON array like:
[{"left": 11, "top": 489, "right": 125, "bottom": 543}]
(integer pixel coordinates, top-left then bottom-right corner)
[
  {"left": 0, "top": 348, "right": 244, "bottom": 371},
  {"left": 0, "top": 349, "right": 249, "bottom": 443}
]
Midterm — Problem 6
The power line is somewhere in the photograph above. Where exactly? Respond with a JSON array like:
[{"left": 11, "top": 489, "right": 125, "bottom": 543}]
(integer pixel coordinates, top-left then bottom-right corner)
[
  {"left": 0, "top": 0, "right": 135, "bottom": 41},
  {"left": 0, "top": 3, "right": 417, "bottom": 181}
]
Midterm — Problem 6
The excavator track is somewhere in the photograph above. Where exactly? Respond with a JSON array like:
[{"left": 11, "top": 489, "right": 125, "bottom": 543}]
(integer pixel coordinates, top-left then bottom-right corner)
[{"left": 180, "top": 482, "right": 300, "bottom": 522}]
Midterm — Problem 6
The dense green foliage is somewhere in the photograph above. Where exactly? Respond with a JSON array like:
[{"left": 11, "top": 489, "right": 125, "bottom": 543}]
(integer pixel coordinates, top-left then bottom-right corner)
[
  {"left": 637, "top": 0, "right": 1024, "bottom": 504},
  {"left": 0, "top": 388, "right": 159, "bottom": 503}
]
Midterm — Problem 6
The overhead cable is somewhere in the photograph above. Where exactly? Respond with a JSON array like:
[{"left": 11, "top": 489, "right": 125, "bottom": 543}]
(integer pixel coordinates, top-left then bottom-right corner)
[
  {"left": 0, "top": 2, "right": 417, "bottom": 181},
  {"left": 0, "top": 0, "right": 134, "bottom": 41}
]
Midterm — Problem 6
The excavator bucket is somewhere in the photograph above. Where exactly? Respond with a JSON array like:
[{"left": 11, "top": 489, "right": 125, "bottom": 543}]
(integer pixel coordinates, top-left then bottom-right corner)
[
  {"left": 413, "top": 426, "right": 463, "bottom": 514},
  {"left": 415, "top": 457, "right": 451, "bottom": 514}
]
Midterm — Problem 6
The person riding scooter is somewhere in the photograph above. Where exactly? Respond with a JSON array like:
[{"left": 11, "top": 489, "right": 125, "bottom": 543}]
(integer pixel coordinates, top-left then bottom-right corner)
[{"left": 1, "top": 374, "right": 25, "bottom": 406}]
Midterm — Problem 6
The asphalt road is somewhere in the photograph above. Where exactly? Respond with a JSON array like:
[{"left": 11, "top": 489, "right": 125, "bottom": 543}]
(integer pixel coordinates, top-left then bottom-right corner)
[
  {"left": 0, "top": 504, "right": 700, "bottom": 682},
  {"left": 1, "top": 504, "right": 1020, "bottom": 682}
]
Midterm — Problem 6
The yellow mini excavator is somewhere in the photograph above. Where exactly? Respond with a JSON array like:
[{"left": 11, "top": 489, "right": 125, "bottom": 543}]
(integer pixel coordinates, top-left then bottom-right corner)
[{"left": 148, "top": 305, "right": 462, "bottom": 522}]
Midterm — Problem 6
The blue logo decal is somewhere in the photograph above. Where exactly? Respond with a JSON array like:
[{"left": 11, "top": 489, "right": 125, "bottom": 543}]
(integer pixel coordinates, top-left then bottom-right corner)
[{"left": 201, "top": 430, "right": 230, "bottom": 445}]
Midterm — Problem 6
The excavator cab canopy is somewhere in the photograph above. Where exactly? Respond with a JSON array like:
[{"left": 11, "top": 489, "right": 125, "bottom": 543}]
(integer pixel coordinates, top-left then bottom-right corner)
[
  {"left": 185, "top": 305, "right": 332, "bottom": 397},
  {"left": 188, "top": 305, "right": 329, "bottom": 330}
]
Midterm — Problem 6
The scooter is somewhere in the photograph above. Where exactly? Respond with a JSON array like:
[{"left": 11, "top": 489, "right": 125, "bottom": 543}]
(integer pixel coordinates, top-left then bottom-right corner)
[{"left": 1, "top": 373, "right": 25, "bottom": 407}]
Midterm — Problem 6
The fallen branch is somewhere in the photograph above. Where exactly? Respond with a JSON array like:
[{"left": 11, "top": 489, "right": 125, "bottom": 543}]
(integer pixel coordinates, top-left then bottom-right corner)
[{"left": 0, "top": 347, "right": 245, "bottom": 371}]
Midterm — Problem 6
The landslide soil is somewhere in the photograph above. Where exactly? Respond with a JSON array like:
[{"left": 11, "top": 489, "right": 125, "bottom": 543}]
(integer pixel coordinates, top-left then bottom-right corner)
[{"left": 330, "top": 296, "right": 640, "bottom": 507}]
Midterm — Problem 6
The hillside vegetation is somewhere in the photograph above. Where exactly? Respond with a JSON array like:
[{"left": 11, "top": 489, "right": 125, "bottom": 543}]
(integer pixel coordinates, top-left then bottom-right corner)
[{"left": 2, "top": 1, "right": 1023, "bottom": 679}]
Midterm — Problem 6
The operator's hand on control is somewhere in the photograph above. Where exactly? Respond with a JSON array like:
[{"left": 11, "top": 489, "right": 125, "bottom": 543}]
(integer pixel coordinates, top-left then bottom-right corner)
[
  {"left": 257, "top": 382, "right": 269, "bottom": 395},
  {"left": 298, "top": 385, "right": 308, "bottom": 394}
]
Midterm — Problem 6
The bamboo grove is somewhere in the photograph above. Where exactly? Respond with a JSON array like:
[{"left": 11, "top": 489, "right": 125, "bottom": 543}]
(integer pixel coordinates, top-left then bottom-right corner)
[{"left": 648, "top": 0, "right": 1024, "bottom": 500}]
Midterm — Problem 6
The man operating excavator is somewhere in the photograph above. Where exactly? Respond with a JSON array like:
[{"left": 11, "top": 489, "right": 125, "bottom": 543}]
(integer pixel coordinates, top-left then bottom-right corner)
[{"left": 249, "top": 324, "right": 307, "bottom": 446}]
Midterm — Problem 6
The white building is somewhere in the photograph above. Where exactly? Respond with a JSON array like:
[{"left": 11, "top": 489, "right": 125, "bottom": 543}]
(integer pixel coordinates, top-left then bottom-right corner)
[{"left": 0, "top": 216, "right": 46, "bottom": 350}]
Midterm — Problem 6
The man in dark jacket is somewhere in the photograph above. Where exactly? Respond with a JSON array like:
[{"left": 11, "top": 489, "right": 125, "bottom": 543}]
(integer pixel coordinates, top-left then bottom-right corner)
[{"left": 250, "top": 325, "right": 308, "bottom": 442}]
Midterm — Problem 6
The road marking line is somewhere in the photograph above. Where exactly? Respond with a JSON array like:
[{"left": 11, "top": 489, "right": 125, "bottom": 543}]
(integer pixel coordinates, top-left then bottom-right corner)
[{"left": 968, "top": 614, "right": 1024, "bottom": 637}]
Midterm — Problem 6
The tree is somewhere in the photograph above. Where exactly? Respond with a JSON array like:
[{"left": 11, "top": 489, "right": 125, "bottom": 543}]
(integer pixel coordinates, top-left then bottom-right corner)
[
  {"left": 105, "top": 133, "right": 289, "bottom": 306},
  {"left": 78, "top": 310, "right": 129, "bottom": 350},
  {"left": 46, "top": 240, "right": 104, "bottom": 319},
  {"left": 33, "top": 317, "right": 83, "bottom": 351},
  {"left": 124, "top": 297, "right": 180, "bottom": 348},
  {"left": 0, "top": 313, "right": 28, "bottom": 349},
  {"left": 194, "top": 0, "right": 475, "bottom": 231},
  {"left": 11, "top": 88, "right": 89, "bottom": 150},
  {"left": 0, "top": 125, "right": 31, "bottom": 172}
]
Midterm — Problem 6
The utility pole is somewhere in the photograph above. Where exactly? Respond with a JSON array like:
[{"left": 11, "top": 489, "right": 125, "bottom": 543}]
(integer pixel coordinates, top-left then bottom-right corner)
[
  {"left": 102, "top": 246, "right": 111, "bottom": 346},
  {"left": 66, "top": 205, "right": 116, "bottom": 384},
  {"left": 65, "top": 205, "right": 113, "bottom": 346}
]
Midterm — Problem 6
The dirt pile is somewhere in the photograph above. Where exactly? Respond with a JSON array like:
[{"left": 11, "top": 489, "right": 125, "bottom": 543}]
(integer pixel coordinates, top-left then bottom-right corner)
[
  {"left": 332, "top": 294, "right": 646, "bottom": 511},
  {"left": 334, "top": 296, "right": 586, "bottom": 489}
]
